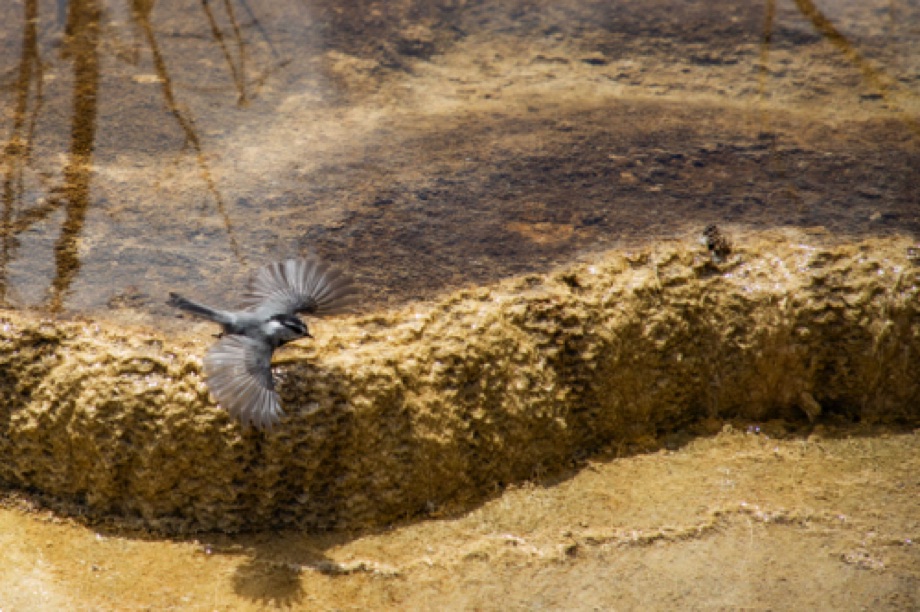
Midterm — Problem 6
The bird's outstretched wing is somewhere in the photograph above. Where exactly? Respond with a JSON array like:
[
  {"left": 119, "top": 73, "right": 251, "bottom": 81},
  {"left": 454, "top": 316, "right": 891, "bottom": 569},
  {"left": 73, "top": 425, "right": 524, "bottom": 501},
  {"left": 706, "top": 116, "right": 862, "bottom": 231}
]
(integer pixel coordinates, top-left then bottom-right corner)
[
  {"left": 203, "top": 335, "right": 282, "bottom": 430},
  {"left": 243, "top": 257, "right": 357, "bottom": 316}
]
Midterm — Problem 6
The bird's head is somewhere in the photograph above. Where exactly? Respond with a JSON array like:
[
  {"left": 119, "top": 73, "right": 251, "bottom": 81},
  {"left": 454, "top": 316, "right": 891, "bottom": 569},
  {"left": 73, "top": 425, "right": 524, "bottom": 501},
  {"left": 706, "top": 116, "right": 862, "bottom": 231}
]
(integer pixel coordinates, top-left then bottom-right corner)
[{"left": 267, "top": 313, "right": 312, "bottom": 345}]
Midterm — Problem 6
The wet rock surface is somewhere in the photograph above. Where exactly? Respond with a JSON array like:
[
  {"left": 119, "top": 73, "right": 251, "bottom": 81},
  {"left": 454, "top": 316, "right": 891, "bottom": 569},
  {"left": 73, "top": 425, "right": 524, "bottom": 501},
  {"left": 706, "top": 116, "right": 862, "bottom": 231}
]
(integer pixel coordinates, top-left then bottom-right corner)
[{"left": 0, "top": 0, "right": 917, "bottom": 315}]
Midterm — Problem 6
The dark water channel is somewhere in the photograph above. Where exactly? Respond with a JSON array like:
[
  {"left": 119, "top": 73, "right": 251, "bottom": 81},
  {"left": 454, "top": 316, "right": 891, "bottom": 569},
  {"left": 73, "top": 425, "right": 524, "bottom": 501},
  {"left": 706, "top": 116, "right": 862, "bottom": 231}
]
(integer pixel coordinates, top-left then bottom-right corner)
[{"left": 0, "top": 0, "right": 918, "bottom": 319}]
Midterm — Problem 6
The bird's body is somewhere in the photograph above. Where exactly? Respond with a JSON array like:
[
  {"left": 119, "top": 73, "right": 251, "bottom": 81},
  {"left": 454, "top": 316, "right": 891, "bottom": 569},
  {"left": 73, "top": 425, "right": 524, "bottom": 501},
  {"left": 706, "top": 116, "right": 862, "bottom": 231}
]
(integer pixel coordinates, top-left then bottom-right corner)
[
  {"left": 167, "top": 257, "right": 356, "bottom": 430},
  {"left": 166, "top": 294, "right": 306, "bottom": 348}
]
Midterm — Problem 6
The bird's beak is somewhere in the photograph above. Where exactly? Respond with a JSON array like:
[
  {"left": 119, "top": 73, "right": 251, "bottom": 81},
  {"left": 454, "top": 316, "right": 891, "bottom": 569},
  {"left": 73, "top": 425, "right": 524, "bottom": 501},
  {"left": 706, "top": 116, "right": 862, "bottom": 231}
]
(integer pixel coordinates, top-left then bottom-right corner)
[{"left": 304, "top": 331, "right": 314, "bottom": 339}]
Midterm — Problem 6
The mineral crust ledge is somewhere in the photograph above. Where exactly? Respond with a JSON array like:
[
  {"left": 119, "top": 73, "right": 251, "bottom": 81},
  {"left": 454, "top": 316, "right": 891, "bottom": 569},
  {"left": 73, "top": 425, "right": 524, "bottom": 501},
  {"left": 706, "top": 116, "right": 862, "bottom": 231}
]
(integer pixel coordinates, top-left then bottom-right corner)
[{"left": 1, "top": 231, "right": 918, "bottom": 534}]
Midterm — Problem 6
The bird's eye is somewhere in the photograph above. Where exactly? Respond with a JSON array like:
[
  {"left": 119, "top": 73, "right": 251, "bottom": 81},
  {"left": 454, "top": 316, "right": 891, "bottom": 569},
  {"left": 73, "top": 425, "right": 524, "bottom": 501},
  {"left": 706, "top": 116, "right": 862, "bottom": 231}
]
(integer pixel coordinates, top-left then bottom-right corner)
[{"left": 281, "top": 319, "right": 305, "bottom": 333}]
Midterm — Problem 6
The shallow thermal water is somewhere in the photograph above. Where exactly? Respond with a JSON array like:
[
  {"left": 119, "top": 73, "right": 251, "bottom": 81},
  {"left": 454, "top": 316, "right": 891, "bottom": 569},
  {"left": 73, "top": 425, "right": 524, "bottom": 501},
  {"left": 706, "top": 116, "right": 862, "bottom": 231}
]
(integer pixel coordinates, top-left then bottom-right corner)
[
  {"left": 1, "top": 0, "right": 919, "bottom": 609},
  {"left": 0, "top": 0, "right": 918, "bottom": 320}
]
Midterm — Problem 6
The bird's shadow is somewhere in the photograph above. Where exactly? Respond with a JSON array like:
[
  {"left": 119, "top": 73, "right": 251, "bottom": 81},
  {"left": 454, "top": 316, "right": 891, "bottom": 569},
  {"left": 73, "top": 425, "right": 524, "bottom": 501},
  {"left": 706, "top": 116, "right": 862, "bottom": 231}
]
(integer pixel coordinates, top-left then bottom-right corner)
[
  {"left": 231, "top": 557, "right": 309, "bottom": 607},
  {"left": 201, "top": 531, "right": 342, "bottom": 607}
]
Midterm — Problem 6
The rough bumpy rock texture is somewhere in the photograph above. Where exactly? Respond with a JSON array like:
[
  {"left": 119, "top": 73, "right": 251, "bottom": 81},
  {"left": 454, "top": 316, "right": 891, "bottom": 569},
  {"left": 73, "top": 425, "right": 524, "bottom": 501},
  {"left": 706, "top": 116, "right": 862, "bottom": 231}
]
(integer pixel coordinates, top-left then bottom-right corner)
[{"left": 1, "top": 232, "right": 919, "bottom": 533}]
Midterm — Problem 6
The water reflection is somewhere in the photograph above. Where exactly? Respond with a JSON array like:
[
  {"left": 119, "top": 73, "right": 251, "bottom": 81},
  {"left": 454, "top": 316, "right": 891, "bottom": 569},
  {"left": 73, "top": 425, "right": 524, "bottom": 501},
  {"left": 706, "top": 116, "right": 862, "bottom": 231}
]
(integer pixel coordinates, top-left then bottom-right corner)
[
  {"left": 129, "top": 0, "right": 242, "bottom": 261},
  {"left": 50, "top": 0, "right": 100, "bottom": 312},
  {"left": 792, "top": 0, "right": 916, "bottom": 128},
  {"left": 0, "top": 0, "right": 916, "bottom": 316},
  {"left": 0, "top": 0, "right": 296, "bottom": 312},
  {"left": 1, "top": 0, "right": 43, "bottom": 307}
]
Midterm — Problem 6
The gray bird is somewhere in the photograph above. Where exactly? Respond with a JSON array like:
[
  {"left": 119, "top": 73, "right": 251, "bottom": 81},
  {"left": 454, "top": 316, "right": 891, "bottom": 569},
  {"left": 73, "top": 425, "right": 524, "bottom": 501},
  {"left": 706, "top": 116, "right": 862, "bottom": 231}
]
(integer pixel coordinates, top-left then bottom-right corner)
[{"left": 167, "top": 256, "right": 356, "bottom": 429}]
